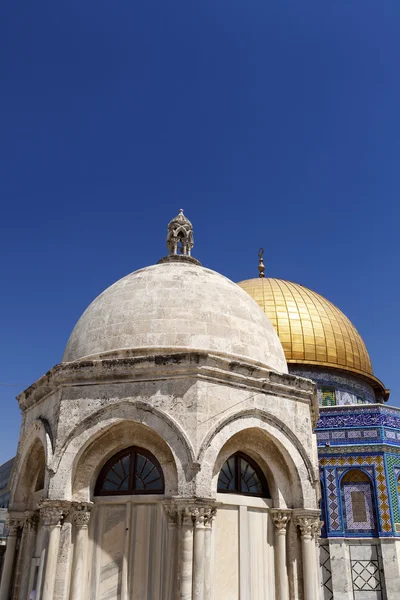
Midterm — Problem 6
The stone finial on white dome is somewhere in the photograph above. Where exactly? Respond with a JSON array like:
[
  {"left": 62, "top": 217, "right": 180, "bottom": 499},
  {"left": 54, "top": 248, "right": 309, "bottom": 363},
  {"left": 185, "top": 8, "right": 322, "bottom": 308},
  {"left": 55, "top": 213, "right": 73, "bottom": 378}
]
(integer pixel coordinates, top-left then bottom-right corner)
[{"left": 166, "top": 209, "right": 194, "bottom": 257}]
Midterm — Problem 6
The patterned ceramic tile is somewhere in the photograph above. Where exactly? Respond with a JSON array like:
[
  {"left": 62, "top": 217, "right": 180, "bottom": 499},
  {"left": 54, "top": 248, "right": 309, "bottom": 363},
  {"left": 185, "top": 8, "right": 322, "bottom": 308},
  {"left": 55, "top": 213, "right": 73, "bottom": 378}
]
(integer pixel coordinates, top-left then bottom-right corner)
[
  {"left": 385, "top": 455, "right": 400, "bottom": 526},
  {"left": 363, "top": 430, "right": 378, "bottom": 438},
  {"left": 320, "top": 455, "right": 392, "bottom": 533},
  {"left": 325, "top": 468, "right": 341, "bottom": 531},
  {"left": 348, "top": 431, "right": 362, "bottom": 439},
  {"left": 342, "top": 483, "right": 376, "bottom": 531},
  {"left": 317, "top": 406, "right": 400, "bottom": 430}
]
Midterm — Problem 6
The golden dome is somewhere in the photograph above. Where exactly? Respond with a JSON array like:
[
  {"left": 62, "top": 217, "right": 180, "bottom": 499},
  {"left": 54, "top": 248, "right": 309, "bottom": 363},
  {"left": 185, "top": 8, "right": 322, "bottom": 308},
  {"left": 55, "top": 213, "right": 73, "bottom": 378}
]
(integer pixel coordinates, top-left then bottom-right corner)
[{"left": 238, "top": 278, "right": 386, "bottom": 394}]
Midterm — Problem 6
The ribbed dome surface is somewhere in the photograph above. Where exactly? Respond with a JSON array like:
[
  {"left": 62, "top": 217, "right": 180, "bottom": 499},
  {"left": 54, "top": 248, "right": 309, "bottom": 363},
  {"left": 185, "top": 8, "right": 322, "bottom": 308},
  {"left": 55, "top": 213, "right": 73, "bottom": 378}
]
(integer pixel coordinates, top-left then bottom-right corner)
[
  {"left": 238, "top": 278, "right": 373, "bottom": 378},
  {"left": 63, "top": 263, "right": 288, "bottom": 373}
]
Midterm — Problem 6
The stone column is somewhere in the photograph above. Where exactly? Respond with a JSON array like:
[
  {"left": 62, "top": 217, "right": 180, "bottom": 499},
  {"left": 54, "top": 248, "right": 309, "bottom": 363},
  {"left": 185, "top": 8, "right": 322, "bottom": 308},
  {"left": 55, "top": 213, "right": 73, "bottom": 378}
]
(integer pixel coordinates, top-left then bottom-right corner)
[
  {"left": 294, "top": 513, "right": 320, "bottom": 600},
  {"left": 169, "top": 502, "right": 218, "bottom": 600},
  {"left": 192, "top": 508, "right": 208, "bottom": 600},
  {"left": 70, "top": 503, "right": 92, "bottom": 600},
  {"left": 0, "top": 519, "right": 21, "bottom": 600},
  {"left": 270, "top": 509, "right": 291, "bottom": 600},
  {"left": 164, "top": 505, "right": 179, "bottom": 599},
  {"left": 312, "top": 520, "right": 323, "bottom": 600},
  {"left": 15, "top": 513, "right": 39, "bottom": 600},
  {"left": 39, "top": 501, "right": 69, "bottom": 600},
  {"left": 179, "top": 507, "right": 194, "bottom": 600},
  {"left": 203, "top": 508, "right": 216, "bottom": 600}
]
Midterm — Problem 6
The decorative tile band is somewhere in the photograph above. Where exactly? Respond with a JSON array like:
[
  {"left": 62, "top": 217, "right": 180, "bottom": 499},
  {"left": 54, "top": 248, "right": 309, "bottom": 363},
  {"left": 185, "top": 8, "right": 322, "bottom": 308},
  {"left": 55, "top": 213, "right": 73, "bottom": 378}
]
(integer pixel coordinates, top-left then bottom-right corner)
[{"left": 317, "top": 406, "right": 400, "bottom": 430}]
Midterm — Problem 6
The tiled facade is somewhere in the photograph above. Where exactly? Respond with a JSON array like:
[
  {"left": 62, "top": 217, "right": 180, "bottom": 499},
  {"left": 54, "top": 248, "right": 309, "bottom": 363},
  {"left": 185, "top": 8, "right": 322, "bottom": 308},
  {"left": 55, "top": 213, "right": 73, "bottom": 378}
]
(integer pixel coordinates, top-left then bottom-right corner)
[{"left": 315, "top": 404, "right": 400, "bottom": 538}]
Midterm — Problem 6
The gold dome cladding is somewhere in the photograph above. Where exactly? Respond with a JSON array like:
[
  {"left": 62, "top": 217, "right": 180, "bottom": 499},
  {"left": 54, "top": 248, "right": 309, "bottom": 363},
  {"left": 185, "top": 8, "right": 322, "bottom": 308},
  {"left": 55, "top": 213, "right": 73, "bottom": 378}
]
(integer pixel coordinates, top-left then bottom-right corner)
[{"left": 238, "top": 278, "right": 373, "bottom": 378}]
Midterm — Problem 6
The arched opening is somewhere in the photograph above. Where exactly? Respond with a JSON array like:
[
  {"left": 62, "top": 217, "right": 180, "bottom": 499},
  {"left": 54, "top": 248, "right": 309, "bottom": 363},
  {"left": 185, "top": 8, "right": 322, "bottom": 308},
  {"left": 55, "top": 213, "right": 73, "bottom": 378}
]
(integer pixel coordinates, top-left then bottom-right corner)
[
  {"left": 94, "top": 446, "right": 164, "bottom": 496},
  {"left": 69, "top": 419, "right": 180, "bottom": 501},
  {"left": 340, "top": 469, "right": 378, "bottom": 535},
  {"left": 212, "top": 433, "right": 283, "bottom": 599},
  {"left": 72, "top": 423, "right": 177, "bottom": 600},
  {"left": 12, "top": 439, "right": 46, "bottom": 509},
  {"left": 217, "top": 451, "right": 270, "bottom": 498}
]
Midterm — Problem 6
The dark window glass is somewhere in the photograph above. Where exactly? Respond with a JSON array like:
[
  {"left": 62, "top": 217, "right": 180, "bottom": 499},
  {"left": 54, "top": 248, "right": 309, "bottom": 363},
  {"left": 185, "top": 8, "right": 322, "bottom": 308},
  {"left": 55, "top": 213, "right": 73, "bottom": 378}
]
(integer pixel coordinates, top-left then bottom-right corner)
[
  {"left": 95, "top": 447, "right": 164, "bottom": 496},
  {"left": 217, "top": 452, "right": 270, "bottom": 497}
]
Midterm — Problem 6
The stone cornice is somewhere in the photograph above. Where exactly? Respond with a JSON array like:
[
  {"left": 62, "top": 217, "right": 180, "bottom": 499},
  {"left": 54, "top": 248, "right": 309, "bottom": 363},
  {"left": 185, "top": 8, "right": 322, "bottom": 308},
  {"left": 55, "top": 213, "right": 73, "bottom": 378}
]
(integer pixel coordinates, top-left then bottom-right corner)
[{"left": 17, "top": 351, "right": 317, "bottom": 420}]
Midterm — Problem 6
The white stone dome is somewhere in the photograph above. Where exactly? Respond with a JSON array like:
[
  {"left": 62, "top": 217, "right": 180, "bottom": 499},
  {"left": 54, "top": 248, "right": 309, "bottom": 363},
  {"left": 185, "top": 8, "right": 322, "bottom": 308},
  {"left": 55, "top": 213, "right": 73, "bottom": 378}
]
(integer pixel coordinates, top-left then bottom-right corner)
[{"left": 62, "top": 261, "right": 288, "bottom": 373}]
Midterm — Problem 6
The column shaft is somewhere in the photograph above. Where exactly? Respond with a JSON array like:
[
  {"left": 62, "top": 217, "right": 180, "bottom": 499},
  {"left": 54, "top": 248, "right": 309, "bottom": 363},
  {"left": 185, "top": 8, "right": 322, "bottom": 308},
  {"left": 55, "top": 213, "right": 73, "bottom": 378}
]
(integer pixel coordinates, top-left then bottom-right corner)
[
  {"left": 270, "top": 510, "right": 291, "bottom": 600},
  {"left": 294, "top": 513, "right": 321, "bottom": 600},
  {"left": 203, "top": 524, "right": 212, "bottom": 600},
  {"left": 179, "top": 520, "right": 193, "bottom": 600},
  {"left": 301, "top": 535, "right": 315, "bottom": 600},
  {"left": 0, "top": 523, "right": 19, "bottom": 600},
  {"left": 166, "top": 502, "right": 217, "bottom": 600},
  {"left": 276, "top": 531, "right": 289, "bottom": 600},
  {"left": 42, "top": 523, "right": 61, "bottom": 600},
  {"left": 70, "top": 503, "right": 92, "bottom": 600},
  {"left": 192, "top": 515, "right": 205, "bottom": 600},
  {"left": 39, "top": 501, "right": 68, "bottom": 600},
  {"left": 16, "top": 515, "right": 39, "bottom": 600},
  {"left": 70, "top": 528, "right": 88, "bottom": 600}
]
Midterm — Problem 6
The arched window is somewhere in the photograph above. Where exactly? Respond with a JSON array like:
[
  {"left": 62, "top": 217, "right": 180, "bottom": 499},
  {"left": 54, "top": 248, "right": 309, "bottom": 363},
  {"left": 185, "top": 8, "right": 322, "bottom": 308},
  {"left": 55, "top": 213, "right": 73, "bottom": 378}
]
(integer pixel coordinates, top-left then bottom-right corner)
[
  {"left": 217, "top": 452, "right": 270, "bottom": 497},
  {"left": 341, "top": 469, "right": 378, "bottom": 535},
  {"left": 95, "top": 447, "right": 164, "bottom": 496}
]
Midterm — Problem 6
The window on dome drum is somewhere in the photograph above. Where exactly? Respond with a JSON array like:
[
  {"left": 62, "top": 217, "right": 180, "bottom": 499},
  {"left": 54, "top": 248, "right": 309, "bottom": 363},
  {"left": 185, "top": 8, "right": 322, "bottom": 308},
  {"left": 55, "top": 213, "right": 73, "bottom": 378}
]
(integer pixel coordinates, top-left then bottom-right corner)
[
  {"left": 95, "top": 447, "right": 164, "bottom": 496},
  {"left": 340, "top": 469, "right": 378, "bottom": 535},
  {"left": 321, "top": 386, "right": 336, "bottom": 407},
  {"left": 217, "top": 452, "right": 270, "bottom": 497}
]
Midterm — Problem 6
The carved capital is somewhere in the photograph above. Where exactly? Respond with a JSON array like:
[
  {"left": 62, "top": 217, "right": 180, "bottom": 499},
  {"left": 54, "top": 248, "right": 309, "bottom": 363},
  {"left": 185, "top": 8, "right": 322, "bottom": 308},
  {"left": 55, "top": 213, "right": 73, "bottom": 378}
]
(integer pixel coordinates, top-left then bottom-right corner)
[
  {"left": 6, "top": 518, "right": 22, "bottom": 536},
  {"left": 270, "top": 509, "right": 291, "bottom": 532},
  {"left": 72, "top": 503, "right": 92, "bottom": 529},
  {"left": 294, "top": 516, "right": 321, "bottom": 539},
  {"left": 191, "top": 506, "right": 217, "bottom": 528},
  {"left": 39, "top": 501, "right": 70, "bottom": 527},
  {"left": 164, "top": 504, "right": 179, "bottom": 526},
  {"left": 164, "top": 501, "right": 217, "bottom": 528},
  {"left": 23, "top": 512, "right": 39, "bottom": 533},
  {"left": 179, "top": 506, "right": 195, "bottom": 527},
  {"left": 203, "top": 507, "right": 217, "bottom": 528},
  {"left": 311, "top": 520, "right": 324, "bottom": 540}
]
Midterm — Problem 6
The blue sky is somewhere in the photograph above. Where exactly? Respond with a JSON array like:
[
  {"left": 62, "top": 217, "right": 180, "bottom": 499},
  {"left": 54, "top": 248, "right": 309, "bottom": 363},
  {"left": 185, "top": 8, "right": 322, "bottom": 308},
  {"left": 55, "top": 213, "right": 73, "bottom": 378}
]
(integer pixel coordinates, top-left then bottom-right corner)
[{"left": 0, "top": 1, "right": 399, "bottom": 463}]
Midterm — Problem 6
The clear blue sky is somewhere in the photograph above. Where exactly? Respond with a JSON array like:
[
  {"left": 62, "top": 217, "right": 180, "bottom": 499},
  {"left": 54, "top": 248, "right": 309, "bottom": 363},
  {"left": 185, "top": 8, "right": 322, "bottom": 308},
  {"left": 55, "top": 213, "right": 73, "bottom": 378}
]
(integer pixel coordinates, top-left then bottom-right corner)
[{"left": 0, "top": 1, "right": 399, "bottom": 464}]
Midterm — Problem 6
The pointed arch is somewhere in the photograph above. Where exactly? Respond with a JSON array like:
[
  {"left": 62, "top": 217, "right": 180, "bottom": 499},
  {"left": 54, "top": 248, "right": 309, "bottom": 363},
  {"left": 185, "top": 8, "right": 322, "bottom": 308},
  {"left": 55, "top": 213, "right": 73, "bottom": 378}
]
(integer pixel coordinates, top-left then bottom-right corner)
[{"left": 9, "top": 418, "right": 52, "bottom": 510}]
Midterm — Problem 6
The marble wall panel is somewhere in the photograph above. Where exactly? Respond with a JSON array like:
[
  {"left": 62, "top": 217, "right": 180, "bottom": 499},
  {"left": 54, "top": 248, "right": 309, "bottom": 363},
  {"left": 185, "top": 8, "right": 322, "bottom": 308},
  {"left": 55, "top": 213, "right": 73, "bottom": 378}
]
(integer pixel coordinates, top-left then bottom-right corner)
[
  {"left": 247, "top": 507, "right": 274, "bottom": 600},
  {"left": 99, "top": 504, "right": 125, "bottom": 600},
  {"left": 214, "top": 506, "right": 239, "bottom": 600}
]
